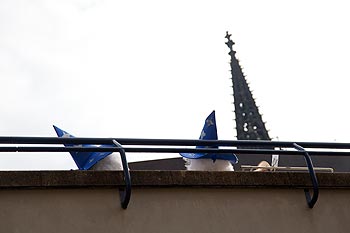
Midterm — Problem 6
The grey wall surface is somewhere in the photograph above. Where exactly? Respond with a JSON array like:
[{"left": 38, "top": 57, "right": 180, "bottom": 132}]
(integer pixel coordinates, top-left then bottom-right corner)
[{"left": 0, "top": 187, "right": 349, "bottom": 233}]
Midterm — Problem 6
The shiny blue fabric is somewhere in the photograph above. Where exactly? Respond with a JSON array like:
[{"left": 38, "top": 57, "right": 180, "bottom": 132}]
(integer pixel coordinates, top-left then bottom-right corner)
[
  {"left": 53, "top": 125, "right": 113, "bottom": 170},
  {"left": 180, "top": 111, "right": 238, "bottom": 164}
]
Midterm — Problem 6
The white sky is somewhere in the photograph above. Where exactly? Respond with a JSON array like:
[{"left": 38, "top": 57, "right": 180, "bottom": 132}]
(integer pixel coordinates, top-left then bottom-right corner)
[{"left": 1, "top": 0, "right": 350, "bottom": 170}]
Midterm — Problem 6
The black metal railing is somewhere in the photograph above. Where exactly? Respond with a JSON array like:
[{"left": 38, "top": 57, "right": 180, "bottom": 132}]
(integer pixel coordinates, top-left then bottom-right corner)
[{"left": 1, "top": 136, "right": 350, "bottom": 209}]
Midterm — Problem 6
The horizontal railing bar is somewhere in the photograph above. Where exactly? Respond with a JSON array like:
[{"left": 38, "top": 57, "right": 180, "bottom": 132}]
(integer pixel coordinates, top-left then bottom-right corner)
[
  {"left": 0, "top": 137, "right": 115, "bottom": 145},
  {"left": 123, "top": 148, "right": 350, "bottom": 156},
  {"left": 1, "top": 137, "right": 350, "bottom": 149},
  {"left": 0, "top": 146, "right": 350, "bottom": 156}
]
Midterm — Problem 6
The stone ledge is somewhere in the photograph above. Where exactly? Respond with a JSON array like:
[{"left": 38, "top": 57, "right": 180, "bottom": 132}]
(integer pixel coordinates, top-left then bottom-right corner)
[{"left": 0, "top": 171, "right": 349, "bottom": 189}]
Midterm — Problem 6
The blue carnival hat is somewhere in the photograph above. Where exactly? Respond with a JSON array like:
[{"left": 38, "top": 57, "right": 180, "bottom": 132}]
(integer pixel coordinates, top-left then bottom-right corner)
[
  {"left": 180, "top": 111, "right": 238, "bottom": 163},
  {"left": 53, "top": 125, "right": 113, "bottom": 170}
]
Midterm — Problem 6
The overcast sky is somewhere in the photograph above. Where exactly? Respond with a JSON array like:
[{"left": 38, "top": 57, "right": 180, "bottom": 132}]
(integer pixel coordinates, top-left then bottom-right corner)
[{"left": 1, "top": 0, "right": 350, "bottom": 170}]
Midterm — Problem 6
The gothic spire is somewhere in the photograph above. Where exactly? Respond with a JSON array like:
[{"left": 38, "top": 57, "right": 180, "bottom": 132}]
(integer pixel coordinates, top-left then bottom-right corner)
[{"left": 225, "top": 31, "right": 270, "bottom": 141}]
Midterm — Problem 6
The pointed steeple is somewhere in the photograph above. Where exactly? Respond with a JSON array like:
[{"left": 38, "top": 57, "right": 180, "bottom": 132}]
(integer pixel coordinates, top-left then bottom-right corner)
[{"left": 225, "top": 32, "right": 271, "bottom": 141}]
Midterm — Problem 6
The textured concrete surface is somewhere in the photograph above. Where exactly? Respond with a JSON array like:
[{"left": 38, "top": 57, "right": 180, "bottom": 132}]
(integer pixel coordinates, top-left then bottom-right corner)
[
  {"left": 0, "top": 187, "right": 350, "bottom": 233},
  {"left": 0, "top": 171, "right": 349, "bottom": 188},
  {"left": 0, "top": 171, "right": 350, "bottom": 233}
]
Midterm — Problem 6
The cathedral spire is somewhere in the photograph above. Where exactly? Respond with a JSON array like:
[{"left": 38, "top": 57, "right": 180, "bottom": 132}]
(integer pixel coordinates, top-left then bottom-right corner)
[{"left": 225, "top": 31, "right": 270, "bottom": 141}]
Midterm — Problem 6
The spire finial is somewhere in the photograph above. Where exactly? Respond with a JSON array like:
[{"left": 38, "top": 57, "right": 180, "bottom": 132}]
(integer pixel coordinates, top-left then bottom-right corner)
[
  {"left": 225, "top": 31, "right": 231, "bottom": 40},
  {"left": 225, "top": 31, "right": 235, "bottom": 52}
]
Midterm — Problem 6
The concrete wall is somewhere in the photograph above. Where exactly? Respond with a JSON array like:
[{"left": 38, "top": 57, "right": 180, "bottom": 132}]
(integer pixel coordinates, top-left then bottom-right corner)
[{"left": 0, "top": 171, "right": 349, "bottom": 233}]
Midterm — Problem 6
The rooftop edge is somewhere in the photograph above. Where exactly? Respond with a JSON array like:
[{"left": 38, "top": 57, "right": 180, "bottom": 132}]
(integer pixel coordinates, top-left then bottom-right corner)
[{"left": 0, "top": 171, "right": 349, "bottom": 189}]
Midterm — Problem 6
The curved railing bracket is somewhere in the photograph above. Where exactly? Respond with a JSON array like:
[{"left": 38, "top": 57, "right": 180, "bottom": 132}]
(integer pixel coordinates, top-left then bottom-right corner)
[
  {"left": 293, "top": 143, "right": 319, "bottom": 208},
  {"left": 112, "top": 140, "right": 131, "bottom": 209}
]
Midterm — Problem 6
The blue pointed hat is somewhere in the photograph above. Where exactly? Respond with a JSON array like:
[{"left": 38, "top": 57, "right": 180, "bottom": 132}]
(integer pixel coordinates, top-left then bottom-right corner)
[
  {"left": 180, "top": 111, "right": 238, "bottom": 164},
  {"left": 53, "top": 125, "right": 113, "bottom": 170}
]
